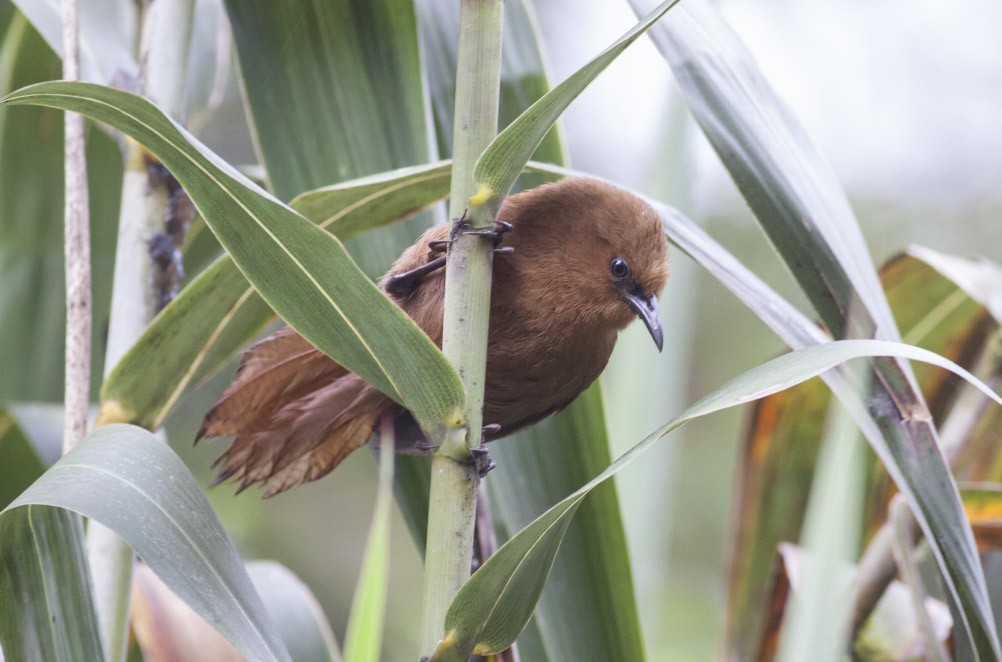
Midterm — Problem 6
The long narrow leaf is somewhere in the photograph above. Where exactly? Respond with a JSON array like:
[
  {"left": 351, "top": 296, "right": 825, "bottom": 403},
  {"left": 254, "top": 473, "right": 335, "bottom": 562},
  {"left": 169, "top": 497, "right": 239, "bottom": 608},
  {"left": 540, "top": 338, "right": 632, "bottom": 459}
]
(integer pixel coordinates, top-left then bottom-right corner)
[
  {"left": 101, "top": 161, "right": 454, "bottom": 430},
  {"left": 1, "top": 81, "right": 464, "bottom": 436},
  {"left": 470, "top": 0, "right": 681, "bottom": 220},
  {"left": 0, "top": 507, "right": 105, "bottom": 662},
  {"left": 1, "top": 425, "right": 291, "bottom": 662},
  {"left": 342, "top": 425, "right": 394, "bottom": 662},
  {"left": 0, "top": 15, "right": 122, "bottom": 404},
  {"left": 436, "top": 340, "right": 1002, "bottom": 659},
  {"left": 635, "top": 0, "right": 999, "bottom": 653}
]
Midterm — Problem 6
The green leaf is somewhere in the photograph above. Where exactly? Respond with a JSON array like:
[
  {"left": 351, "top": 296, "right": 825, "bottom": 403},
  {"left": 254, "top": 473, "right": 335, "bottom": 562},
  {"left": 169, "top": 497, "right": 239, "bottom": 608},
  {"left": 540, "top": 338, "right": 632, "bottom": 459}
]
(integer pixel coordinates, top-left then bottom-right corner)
[
  {"left": 639, "top": 1, "right": 999, "bottom": 654},
  {"left": 470, "top": 0, "right": 681, "bottom": 219},
  {"left": 224, "top": 0, "right": 430, "bottom": 201},
  {"left": 1, "top": 424, "right": 290, "bottom": 662},
  {"left": 0, "top": 408, "right": 46, "bottom": 509},
  {"left": 417, "top": 0, "right": 565, "bottom": 179},
  {"left": 342, "top": 430, "right": 394, "bottom": 662},
  {"left": 776, "top": 387, "right": 866, "bottom": 662},
  {"left": 434, "top": 340, "right": 1002, "bottom": 659},
  {"left": 224, "top": 0, "right": 438, "bottom": 281},
  {"left": 0, "top": 14, "right": 122, "bottom": 403},
  {"left": 0, "top": 506, "right": 105, "bottom": 662},
  {"left": 290, "top": 162, "right": 453, "bottom": 240},
  {"left": 100, "top": 161, "right": 454, "bottom": 431},
  {"left": 1, "top": 3, "right": 14, "bottom": 36},
  {"left": 248, "top": 562, "right": 341, "bottom": 662},
  {"left": 435, "top": 499, "right": 584, "bottom": 661},
  {"left": 487, "top": 386, "right": 644, "bottom": 662},
  {"left": 723, "top": 248, "right": 999, "bottom": 657},
  {"left": 2, "top": 81, "right": 464, "bottom": 435}
]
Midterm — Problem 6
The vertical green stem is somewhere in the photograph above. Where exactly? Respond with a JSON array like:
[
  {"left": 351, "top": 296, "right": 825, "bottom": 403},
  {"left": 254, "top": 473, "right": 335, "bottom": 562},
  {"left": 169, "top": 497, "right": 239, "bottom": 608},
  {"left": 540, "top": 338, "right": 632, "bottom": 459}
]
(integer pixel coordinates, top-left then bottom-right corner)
[
  {"left": 420, "top": 0, "right": 504, "bottom": 655},
  {"left": 85, "top": 2, "right": 195, "bottom": 659}
]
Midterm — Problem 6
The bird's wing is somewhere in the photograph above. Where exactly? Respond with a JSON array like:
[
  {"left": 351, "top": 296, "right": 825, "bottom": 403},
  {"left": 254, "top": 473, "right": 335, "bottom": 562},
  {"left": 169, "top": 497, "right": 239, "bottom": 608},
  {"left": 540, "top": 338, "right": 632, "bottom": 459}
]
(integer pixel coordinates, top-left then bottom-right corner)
[
  {"left": 197, "top": 325, "right": 342, "bottom": 439},
  {"left": 198, "top": 325, "right": 392, "bottom": 496},
  {"left": 199, "top": 223, "right": 454, "bottom": 496}
]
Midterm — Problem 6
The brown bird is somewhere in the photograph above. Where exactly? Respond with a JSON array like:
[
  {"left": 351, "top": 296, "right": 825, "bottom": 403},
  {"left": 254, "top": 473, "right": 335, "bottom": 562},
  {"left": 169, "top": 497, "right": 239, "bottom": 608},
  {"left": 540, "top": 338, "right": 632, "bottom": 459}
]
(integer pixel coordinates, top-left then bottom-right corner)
[{"left": 197, "top": 177, "right": 669, "bottom": 497}]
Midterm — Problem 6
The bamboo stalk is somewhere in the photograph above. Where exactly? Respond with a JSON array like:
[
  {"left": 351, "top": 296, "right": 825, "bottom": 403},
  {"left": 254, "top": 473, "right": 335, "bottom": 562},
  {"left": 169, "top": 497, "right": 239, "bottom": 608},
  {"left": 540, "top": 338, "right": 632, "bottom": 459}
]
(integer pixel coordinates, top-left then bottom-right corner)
[
  {"left": 420, "top": 0, "right": 504, "bottom": 655},
  {"left": 86, "top": 2, "right": 195, "bottom": 659}
]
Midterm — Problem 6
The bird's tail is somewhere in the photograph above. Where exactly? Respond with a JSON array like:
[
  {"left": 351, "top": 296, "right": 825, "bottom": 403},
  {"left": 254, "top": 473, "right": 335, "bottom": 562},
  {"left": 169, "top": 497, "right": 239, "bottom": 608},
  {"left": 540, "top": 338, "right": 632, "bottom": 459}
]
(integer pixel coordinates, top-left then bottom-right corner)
[{"left": 197, "top": 326, "right": 392, "bottom": 497}]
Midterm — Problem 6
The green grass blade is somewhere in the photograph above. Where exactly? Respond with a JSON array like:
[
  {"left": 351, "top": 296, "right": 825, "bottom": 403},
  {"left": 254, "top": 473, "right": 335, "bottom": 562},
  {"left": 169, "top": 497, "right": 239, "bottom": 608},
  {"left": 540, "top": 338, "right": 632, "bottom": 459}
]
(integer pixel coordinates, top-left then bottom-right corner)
[
  {"left": 342, "top": 428, "right": 394, "bottom": 662},
  {"left": 291, "top": 162, "right": 453, "bottom": 240},
  {"left": 0, "top": 408, "right": 47, "bottom": 509},
  {"left": 100, "top": 162, "right": 453, "bottom": 430},
  {"left": 436, "top": 340, "right": 1002, "bottom": 659},
  {"left": 487, "top": 386, "right": 644, "bottom": 662},
  {"left": 0, "top": 507, "right": 105, "bottom": 662},
  {"left": 223, "top": 0, "right": 430, "bottom": 201},
  {"left": 470, "top": 0, "right": 681, "bottom": 220},
  {"left": 2, "top": 81, "right": 463, "bottom": 435},
  {"left": 776, "top": 393, "right": 866, "bottom": 662},
  {"left": 638, "top": 1, "right": 1000, "bottom": 654},
  {"left": 1, "top": 424, "right": 291, "bottom": 662},
  {"left": 0, "top": 15, "right": 122, "bottom": 404}
]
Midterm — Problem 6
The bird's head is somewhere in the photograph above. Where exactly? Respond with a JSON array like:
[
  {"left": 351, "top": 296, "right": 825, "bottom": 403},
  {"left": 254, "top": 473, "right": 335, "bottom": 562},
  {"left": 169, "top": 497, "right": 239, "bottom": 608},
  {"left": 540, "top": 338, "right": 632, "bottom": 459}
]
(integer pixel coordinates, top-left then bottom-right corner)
[{"left": 502, "top": 177, "right": 670, "bottom": 350}]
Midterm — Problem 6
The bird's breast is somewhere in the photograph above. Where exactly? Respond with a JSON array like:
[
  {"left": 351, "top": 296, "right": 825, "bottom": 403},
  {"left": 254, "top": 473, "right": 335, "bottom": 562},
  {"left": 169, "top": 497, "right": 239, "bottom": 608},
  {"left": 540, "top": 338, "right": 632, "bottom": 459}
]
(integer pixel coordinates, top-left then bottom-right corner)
[{"left": 482, "top": 303, "right": 617, "bottom": 431}]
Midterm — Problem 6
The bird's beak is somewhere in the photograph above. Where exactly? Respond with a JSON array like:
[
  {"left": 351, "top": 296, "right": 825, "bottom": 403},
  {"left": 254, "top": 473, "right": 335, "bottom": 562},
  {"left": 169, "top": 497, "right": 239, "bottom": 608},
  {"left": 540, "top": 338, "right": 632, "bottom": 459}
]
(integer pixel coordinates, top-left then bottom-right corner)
[{"left": 624, "top": 291, "right": 663, "bottom": 352}]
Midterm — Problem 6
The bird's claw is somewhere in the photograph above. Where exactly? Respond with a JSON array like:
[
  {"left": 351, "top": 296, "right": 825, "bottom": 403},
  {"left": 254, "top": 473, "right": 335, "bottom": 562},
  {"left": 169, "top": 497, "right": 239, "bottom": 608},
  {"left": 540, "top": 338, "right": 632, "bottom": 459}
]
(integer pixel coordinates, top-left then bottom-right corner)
[
  {"left": 482, "top": 423, "right": 502, "bottom": 436},
  {"left": 460, "top": 219, "right": 512, "bottom": 248},
  {"left": 414, "top": 440, "right": 438, "bottom": 453},
  {"left": 428, "top": 239, "right": 450, "bottom": 254},
  {"left": 446, "top": 212, "right": 513, "bottom": 251},
  {"left": 469, "top": 445, "right": 496, "bottom": 478}
]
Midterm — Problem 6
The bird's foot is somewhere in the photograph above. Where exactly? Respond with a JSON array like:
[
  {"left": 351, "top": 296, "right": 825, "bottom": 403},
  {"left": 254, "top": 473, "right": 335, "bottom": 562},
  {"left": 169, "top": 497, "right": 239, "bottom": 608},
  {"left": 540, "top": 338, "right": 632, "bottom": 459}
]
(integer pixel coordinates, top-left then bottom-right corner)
[
  {"left": 384, "top": 255, "right": 447, "bottom": 297},
  {"left": 414, "top": 440, "right": 438, "bottom": 453},
  {"left": 482, "top": 423, "right": 501, "bottom": 437},
  {"left": 443, "top": 212, "right": 513, "bottom": 253},
  {"left": 458, "top": 218, "right": 513, "bottom": 249},
  {"left": 469, "top": 445, "right": 496, "bottom": 478}
]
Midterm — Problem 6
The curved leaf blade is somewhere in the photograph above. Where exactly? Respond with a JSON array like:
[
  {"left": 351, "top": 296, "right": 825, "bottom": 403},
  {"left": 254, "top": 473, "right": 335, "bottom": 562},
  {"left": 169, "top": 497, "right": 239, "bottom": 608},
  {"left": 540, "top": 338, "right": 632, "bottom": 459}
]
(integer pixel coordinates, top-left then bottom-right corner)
[
  {"left": 1, "top": 81, "right": 464, "bottom": 435},
  {"left": 1, "top": 424, "right": 290, "bottom": 662},
  {"left": 0, "top": 408, "right": 47, "bottom": 509},
  {"left": 291, "top": 162, "right": 453, "bottom": 240},
  {"left": 100, "top": 161, "right": 455, "bottom": 431},
  {"left": 436, "top": 340, "right": 1002, "bottom": 659},
  {"left": 471, "top": 0, "right": 681, "bottom": 218},
  {"left": 0, "top": 507, "right": 105, "bottom": 662},
  {"left": 248, "top": 562, "right": 341, "bottom": 662},
  {"left": 636, "top": 0, "right": 999, "bottom": 654}
]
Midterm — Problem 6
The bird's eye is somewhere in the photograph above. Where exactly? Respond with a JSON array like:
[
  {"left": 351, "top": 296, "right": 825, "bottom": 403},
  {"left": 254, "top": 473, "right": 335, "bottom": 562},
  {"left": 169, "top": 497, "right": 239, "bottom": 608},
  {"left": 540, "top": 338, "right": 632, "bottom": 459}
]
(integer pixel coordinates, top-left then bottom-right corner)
[{"left": 610, "top": 257, "right": 631, "bottom": 280}]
